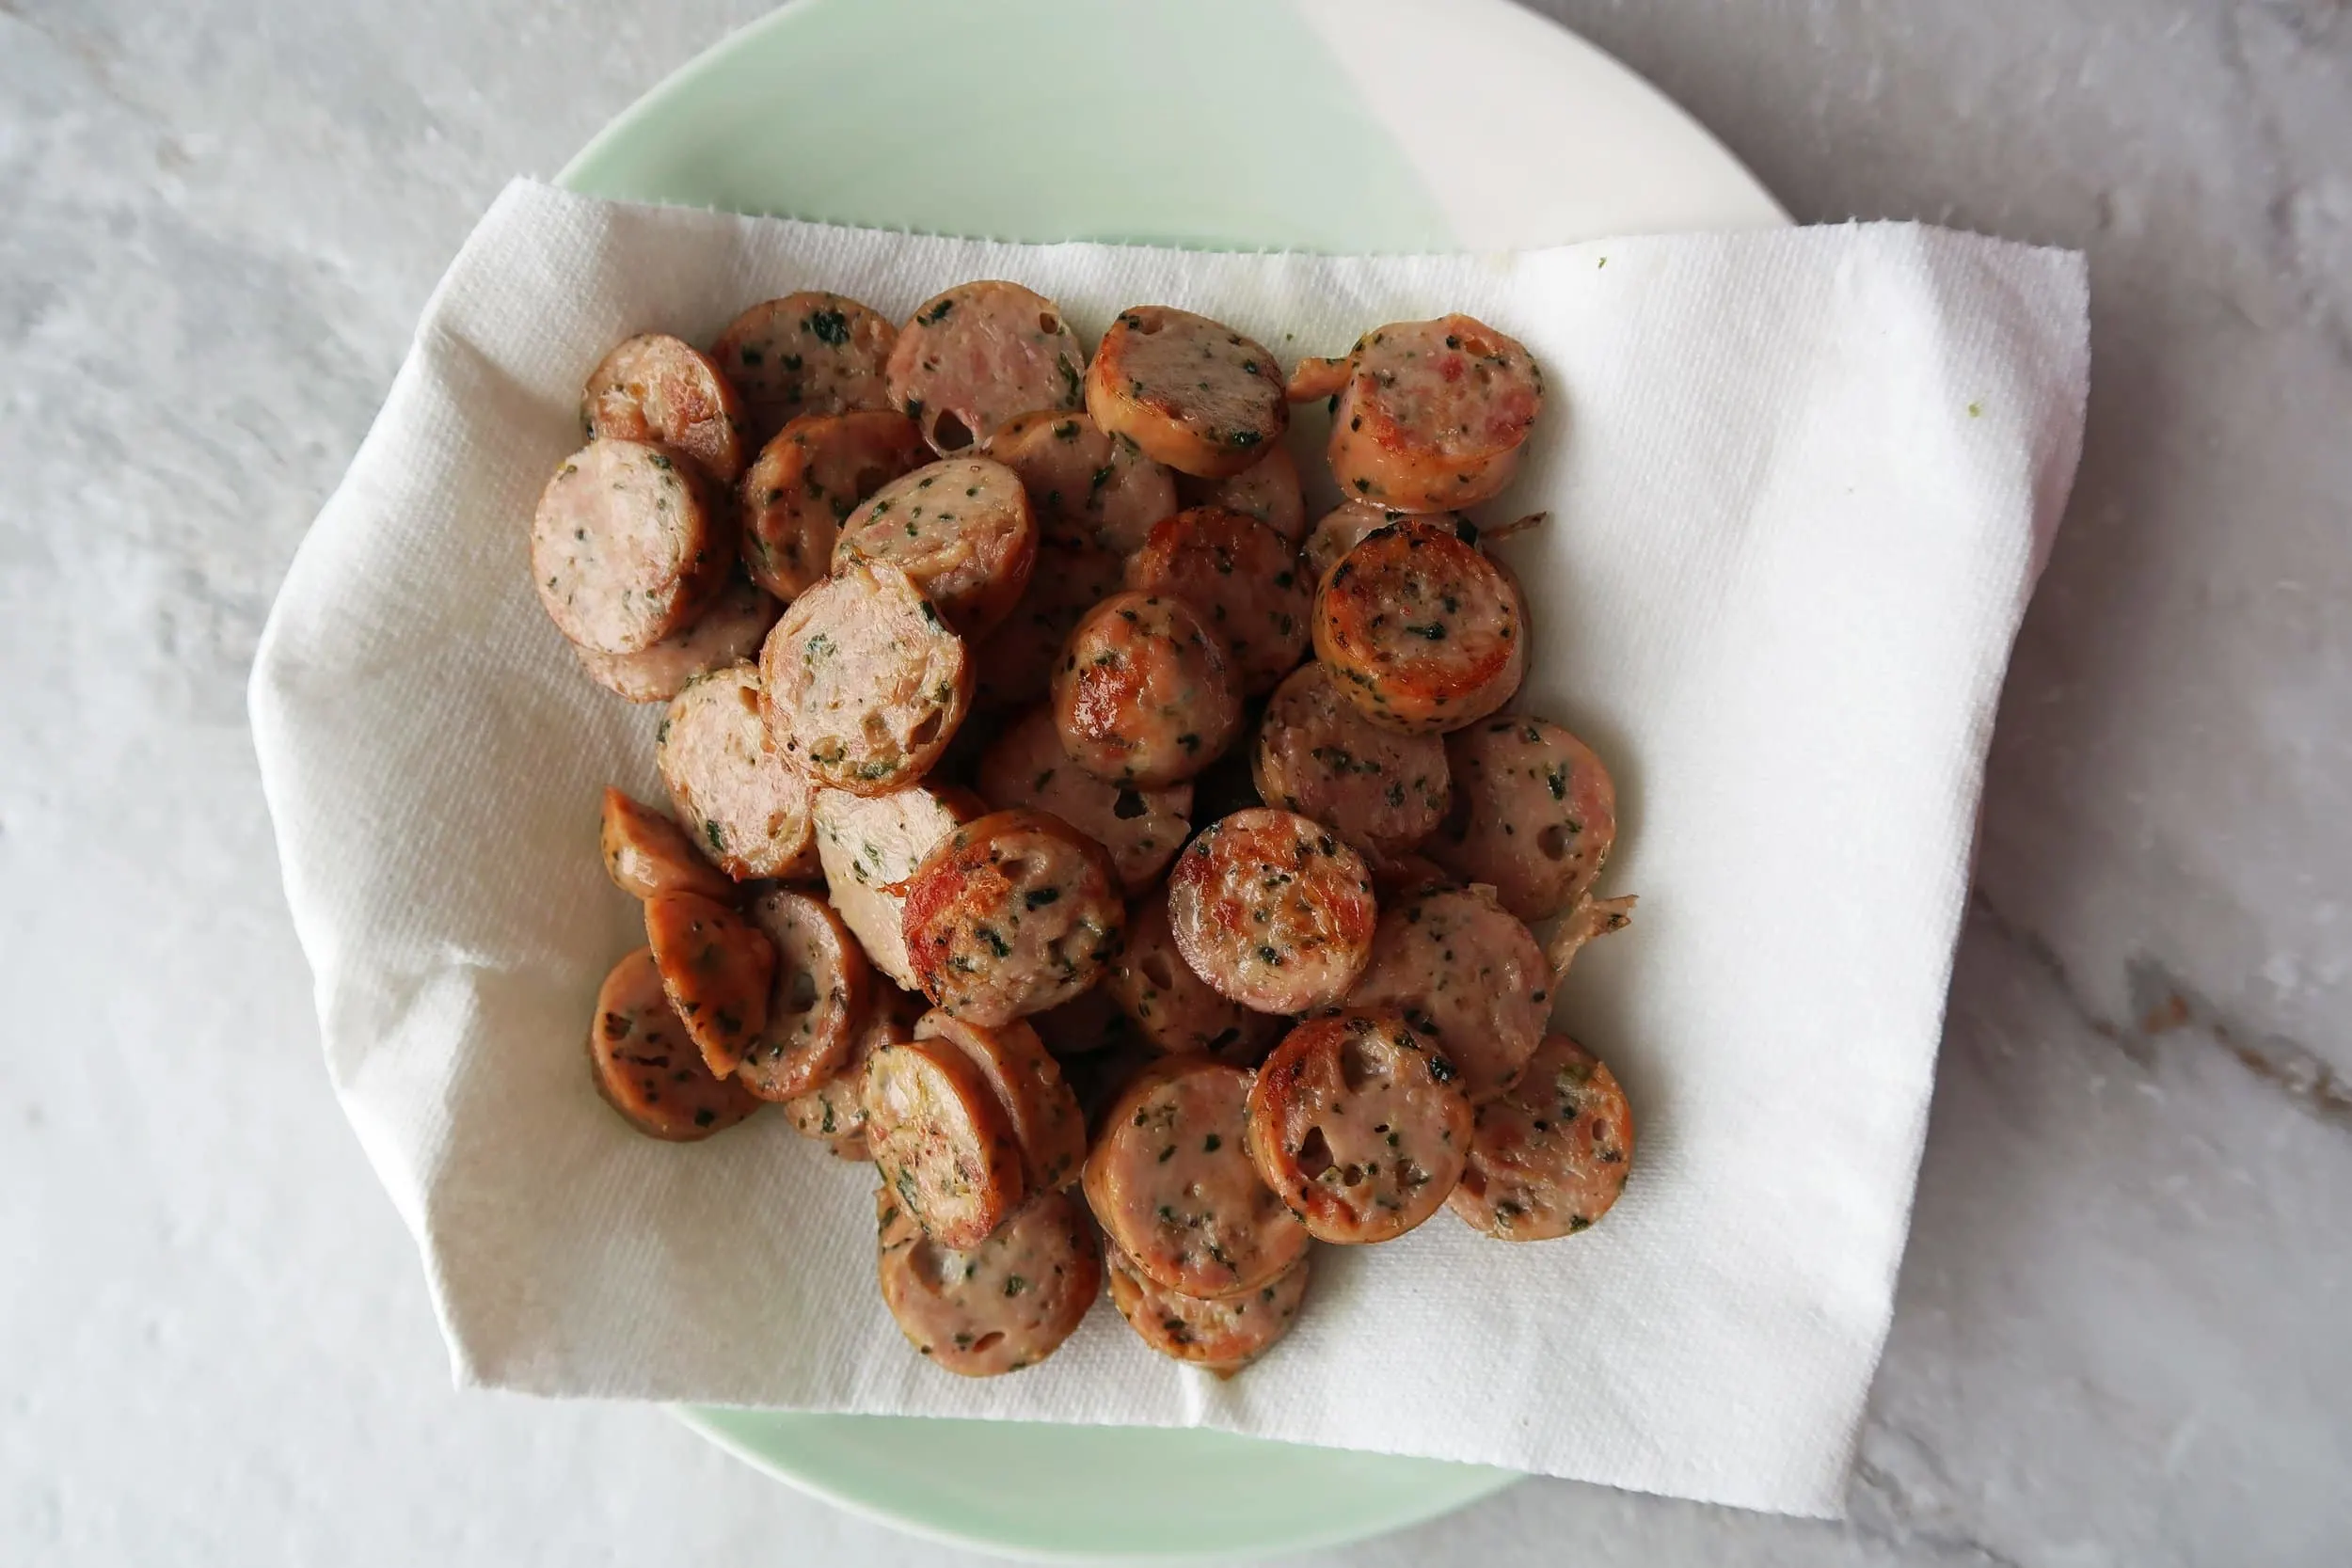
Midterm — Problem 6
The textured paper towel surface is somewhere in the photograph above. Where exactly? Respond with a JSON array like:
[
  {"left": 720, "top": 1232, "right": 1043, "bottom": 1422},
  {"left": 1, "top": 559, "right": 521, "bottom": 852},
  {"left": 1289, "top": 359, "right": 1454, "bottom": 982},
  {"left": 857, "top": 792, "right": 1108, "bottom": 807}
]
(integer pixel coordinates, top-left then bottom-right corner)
[{"left": 248, "top": 179, "right": 2086, "bottom": 1518}]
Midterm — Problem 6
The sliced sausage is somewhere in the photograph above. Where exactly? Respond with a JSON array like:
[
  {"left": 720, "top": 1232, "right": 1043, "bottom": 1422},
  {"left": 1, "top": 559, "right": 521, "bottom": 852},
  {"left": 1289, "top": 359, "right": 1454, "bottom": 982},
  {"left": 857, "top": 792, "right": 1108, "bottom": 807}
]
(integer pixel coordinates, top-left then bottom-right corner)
[
  {"left": 656, "top": 662, "right": 818, "bottom": 880},
  {"left": 574, "top": 573, "right": 781, "bottom": 704},
  {"left": 1246, "top": 1009, "right": 1470, "bottom": 1243},
  {"left": 532, "top": 438, "right": 730, "bottom": 655},
  {"left": 739, "top": 409, "right": 929, "bottom": 603},
  {"left": 877, "top": 1185, "right": 1101, "bottom": 1376},
  {"left": 783, "top": 983, "right": 923, "bottom": 1145},
  {"left": 1123, "top": 507, "right": 1311, "bottom": 696},
  {"left": 970, "top": 532, "right": 1126, "bottom": 714},
  {"left": 1426, "top": 715, "right": 1618, "bottom": 922},
  {"left": 863, "top": 1035, "right": 1026, "bottom": 1249},
  {"left": 1084, "top": 1056, "right": 1310, "bottom": 1297},
  {"left": 1299, "top": 500, "right": 1453, "bottom": 587},
  {"left": 1251, "top": 660, "right": 1450, "bottom": 866},
  {"left": 1085, "top": 306, "right": 1288, "bottom": 479},
  {"left": 1052, "top": 592, "right": 1242, "bottom": 788},
  {"left": 737, "top": 888, "right": 873, "bottom": 1102},
  {"left": 1103, "top": 885, "right": 1282, "bottom": 1065},
  {"left": 1104, "top": 1243, "right": 1309, "bottom": 1376},
  {"left": 834, "top": 457, "right": 1037, "bottom": 637},
  {"left": 812, "top": 783, "right": 985, "bottom": 990},
  {"left": 1448, "top": 1033, "right": 1633, "bottom": 1240},
  {"left": 1164, "top": 808, "right": 1376, "bottom": 1015},
  {"left": 980, "top": 408, "right": 1177, "bottom": 553},
  {"left": 977, "top": 706, "right": 1192, "bottom": 893},
  {"left": 899, "top": 808, "right": 1126, "bottom": 1025},
  {"left": 709, "top": 292, "right": 898, "bottom": 443},
  {"left": 1178, "top": 441, "right": 1304, "bottom": 544},
  {"left": 599, "top": 787, "right": 734, "bottom": 901},
  {"left": 587, "top": 946, "right": 761, "bottom": 1140},
  {"left": 581, "top": 333, "right": 751, "bottom": 483},
  {"left": 1314, "top": 518, "right": 1525, "bottom": 734},
  {"left": 886, "top": 280, "right": 1087, "bottom": 453},
  {"left": 916, "top": 1011, "right": 1088, "bottom": 1191},
  {"left": 1309, "top": 315, "right": 1544, "bottom": 512},
  {"left": 643, "top": 890, "right": 775, "bottom": 1076},
  {"left": 760, "top": 557, "right": 972, "bottom": 795},
  {"left": 1343, "top": 883, "right": 1550, "bottom": 1105}
]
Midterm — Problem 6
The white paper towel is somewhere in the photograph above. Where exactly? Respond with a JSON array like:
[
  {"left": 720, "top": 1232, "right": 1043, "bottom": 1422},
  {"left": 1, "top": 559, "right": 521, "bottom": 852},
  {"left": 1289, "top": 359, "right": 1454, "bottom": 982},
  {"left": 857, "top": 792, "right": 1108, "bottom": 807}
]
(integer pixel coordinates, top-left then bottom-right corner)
[{"left": 247, "top": 179, "right": 2087, "bottom": 1518}]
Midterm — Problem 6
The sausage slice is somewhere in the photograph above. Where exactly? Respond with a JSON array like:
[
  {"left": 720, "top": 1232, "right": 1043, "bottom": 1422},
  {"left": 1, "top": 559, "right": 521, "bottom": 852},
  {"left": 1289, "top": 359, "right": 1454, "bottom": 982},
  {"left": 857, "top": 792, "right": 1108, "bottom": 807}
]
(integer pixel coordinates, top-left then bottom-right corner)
[
  {"left": 599, "top": 787, "right": 734, "bottom": 901},
  {"left": 1251, "top": 660, "right": 1450, "bottom": 865},
  {"left": 1085, "top": 307, "right": 1288, "bottom": 479},
  {"left": 737, "top": 888, "right": 873, "bottom": 1101},
  {"left": 1246, "top": 1010, "right": 1470, "bottom": 1244},
  {"left": 760, "top": 557, "right": 971, "bottom": 795},
  {"left": 977, "top": 706, "right": 1192, "bottom": 893},
  {"left": 980, "top": 408, "right": 1178, "bottom": 553},
  {"left": 877, "top": 1186, "right": 1101, "bottom": 1375},
  {"left": 1123, "top": 507, "right": 1311, "bottom": 696},
  {"left": 1103, "top": 886, "right": 1281, "bottom": 1065},
  {"left": 834, "top": 457, "right": 1038, "bottom": 637},
  {"left": 1427, "top": 716, "right": 1618, "bottom": 922},
  {"left": 783, "top": 983, "right": 923, "bottom": 1145},
  {"left": 1084, "top": 1056, "right": 1310, "bottom": 1297},
  {"left": 970, "top": 532, "right": 1127, "bottom": 714},
  {"left": 710, "top": 292, "right": 898, "bottom": 443},
  {"left": 574, "top": 573, "right": 781, "bottom": 704},
  {"left": 916, "top": 1011, "right": 1088, "bottom": 1191},
  {"left": 643, "top": 890, "right": 776, "bottom": 1076},
  {"left": 532, "top": 439, "right": 730, "bottom": 655},
  {"left": 864, "top": 1035, "right": 1026, "bottom": 1249},
  {"left": 899, "top": 808, "right": 1126, "bottom": 1025},
  {"left": 1314, "top": 518, "right": 1525, "bottom": 734},
  {"left": 582, "top": 333, "right": 751, "bottom": 483},
  {"left": 1052, "top": 592, "right": 1242, "bottom": 788},
  {"left": 587, "top": 946, "right": 761, "bottom": 1140},
  {"left": 1104, "top": 1243, "right": 1310, "bottom": 1376},
  {"left": 1178, "top": 442, "right": 1304, "bottom": 544},
  {"left": 813, "top": 783, "right": 985, "bottom": 990},
  {"left": 1448, "top": 1034, "right": 1634, "bottom": 1240},
  {"left": 1343, "top": 884, "right": 1551, "bottom": 1105},
  {"left": 1311, "top": 315, "right": 1544, "bottom": 512},
  {"left": 1164, "top": 808, "right": 1377, "bottom": 1015},
  {"left": 739, "top": 409, "right": 929, "bottom": 603},
  {"left": 656, "top": 662, "right": 818, "bottom": 880},
  {"left": 886, "top": 281, "right": 1087, "bottom": 453}
]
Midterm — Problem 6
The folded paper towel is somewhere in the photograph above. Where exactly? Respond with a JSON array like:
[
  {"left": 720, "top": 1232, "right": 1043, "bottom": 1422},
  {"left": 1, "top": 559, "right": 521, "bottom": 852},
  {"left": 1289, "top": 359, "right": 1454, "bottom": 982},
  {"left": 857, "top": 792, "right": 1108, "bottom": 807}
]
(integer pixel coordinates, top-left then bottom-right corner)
[{"left": 248, "top": 179, "right": 2086, "bottom": 1518}]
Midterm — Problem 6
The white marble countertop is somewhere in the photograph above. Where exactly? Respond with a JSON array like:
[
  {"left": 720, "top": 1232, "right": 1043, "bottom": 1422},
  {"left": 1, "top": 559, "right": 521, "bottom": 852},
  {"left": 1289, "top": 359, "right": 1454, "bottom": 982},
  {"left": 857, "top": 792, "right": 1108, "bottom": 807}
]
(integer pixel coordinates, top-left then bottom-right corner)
[{"left": 2, "top": 1, "right": 2345, "bottom": 1564}]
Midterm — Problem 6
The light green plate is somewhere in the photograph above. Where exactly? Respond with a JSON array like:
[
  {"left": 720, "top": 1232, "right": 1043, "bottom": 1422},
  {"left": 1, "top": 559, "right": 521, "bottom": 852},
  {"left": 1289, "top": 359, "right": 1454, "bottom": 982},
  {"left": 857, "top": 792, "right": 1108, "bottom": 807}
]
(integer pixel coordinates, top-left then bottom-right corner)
[{"left": 561, "top": 0, "right": 1780, "bottom": 1557}]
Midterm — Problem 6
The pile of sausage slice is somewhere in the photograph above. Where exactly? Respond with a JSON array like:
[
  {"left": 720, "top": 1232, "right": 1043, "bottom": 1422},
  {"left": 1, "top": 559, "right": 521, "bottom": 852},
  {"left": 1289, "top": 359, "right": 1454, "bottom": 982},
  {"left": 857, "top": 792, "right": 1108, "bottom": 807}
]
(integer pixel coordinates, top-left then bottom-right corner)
[{"left": 545, "top": 283, "right": 1638, "bottom": 1381}]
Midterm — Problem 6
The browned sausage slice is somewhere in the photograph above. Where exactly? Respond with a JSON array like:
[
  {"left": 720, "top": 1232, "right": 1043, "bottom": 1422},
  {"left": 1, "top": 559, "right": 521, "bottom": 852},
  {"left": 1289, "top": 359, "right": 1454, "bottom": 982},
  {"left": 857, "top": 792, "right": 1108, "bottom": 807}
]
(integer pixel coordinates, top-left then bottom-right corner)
[
  {"left": 644, "top": 890, "right": 776, "bottom": 1076},
  {"left": 1448, "top": 1034, "right": 1634, "bottom": 1240},
  {"left": 1251, "top": 661, "right": 1450, "bottom": 866},
  {"left": 1299, "top": 500, "right": 1454, "bottom": 587},
  {"left": 886, "top": 281, "right": 1087, "bottom": 453},
  {"left": 737, "top": 888, "right": 873, "bottom": 1101},
  {"left": 834, "top": 457, "right": 1037, "bottom": 637},
  {"left": 980, "top": 408, "right": 1178, "bottom": 553},
  {"left": 1104, "top": 1243, "right": 1310, "bottom": 1375},
  {"left": 738, "top": 409, "right": 929, "bottom": 603},
  {"left": 1085, "top": 307, "right": 1288, "bottom": 480},
  {"left": 1427, "top": 716, "right": 1619, "bottom": 921},
  {"left": 1052, "top": 592, "right": 1243, "bottom": 788},
  {"left": 760, "top": 557, "right": 972, "bottom": 795},
  {"left": 1318, "top": 315, "right": 1544, "bottom": 512},
  {"left": 899, "top": 809, "right": 1126, "bottom": 1025},
  {"left": 582, "top": 333, "right": 751, "bottom": 483},
  {"left": 1123, "top": 507, "right": 1311, "bottom": 696},
  {"left": 655, "top": 662, "right": 818, "bottom": 880},
  {"left": 1178, "top": 442, "right": 1304, "bottom": 544},
  {"left": 877, "top": 1185, "right": 1101, "bottom": 1375},
  {"left": 783, "top": 983, "right": 923, "bottom": 1145},
  {"left": 1246, "top": 1009, "right": 1470, "bottom": 1243},
  {"left": 1084, "top": 1056, "right": 1310, "bottom": 1297},
  {"left": 599, "top": 786, "right": 734, "bottom": 901},
  {"left": 587, "top": 946, "right": 761, "bottom": 1140},
  {"left": 709, "top": 292, "right": 898, "bottom": 443},
  {"left": 1102, "top": 885, "right": 1282, "bottom": 1065},
  {"left": 1164, "top": 808, "right": 1377, "bottom": 1015},
  {"left": 969, "top": 532, "right": 1127, "bottom": 714},
  {"left": 977, "top": 706, "right": 1192, "bottom": 893},
  {"left": 864, "top": 1035, "right": 1027, "bottom": 1249},
  {"left": 532, "top": 439, "right": 730, "bottom": 655},
  {"left": 916, "top": 1011, "right": 1088, "bottom": 1191},
  {"left": 1343, "top": 884, "right": 1550, "bottom": 1104},
  {"left": 1314, "top": 518, "right": 1525, "bottom": 734},
  {"left": 574, "top": 573, "right": 781, "bottom": 704}
]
